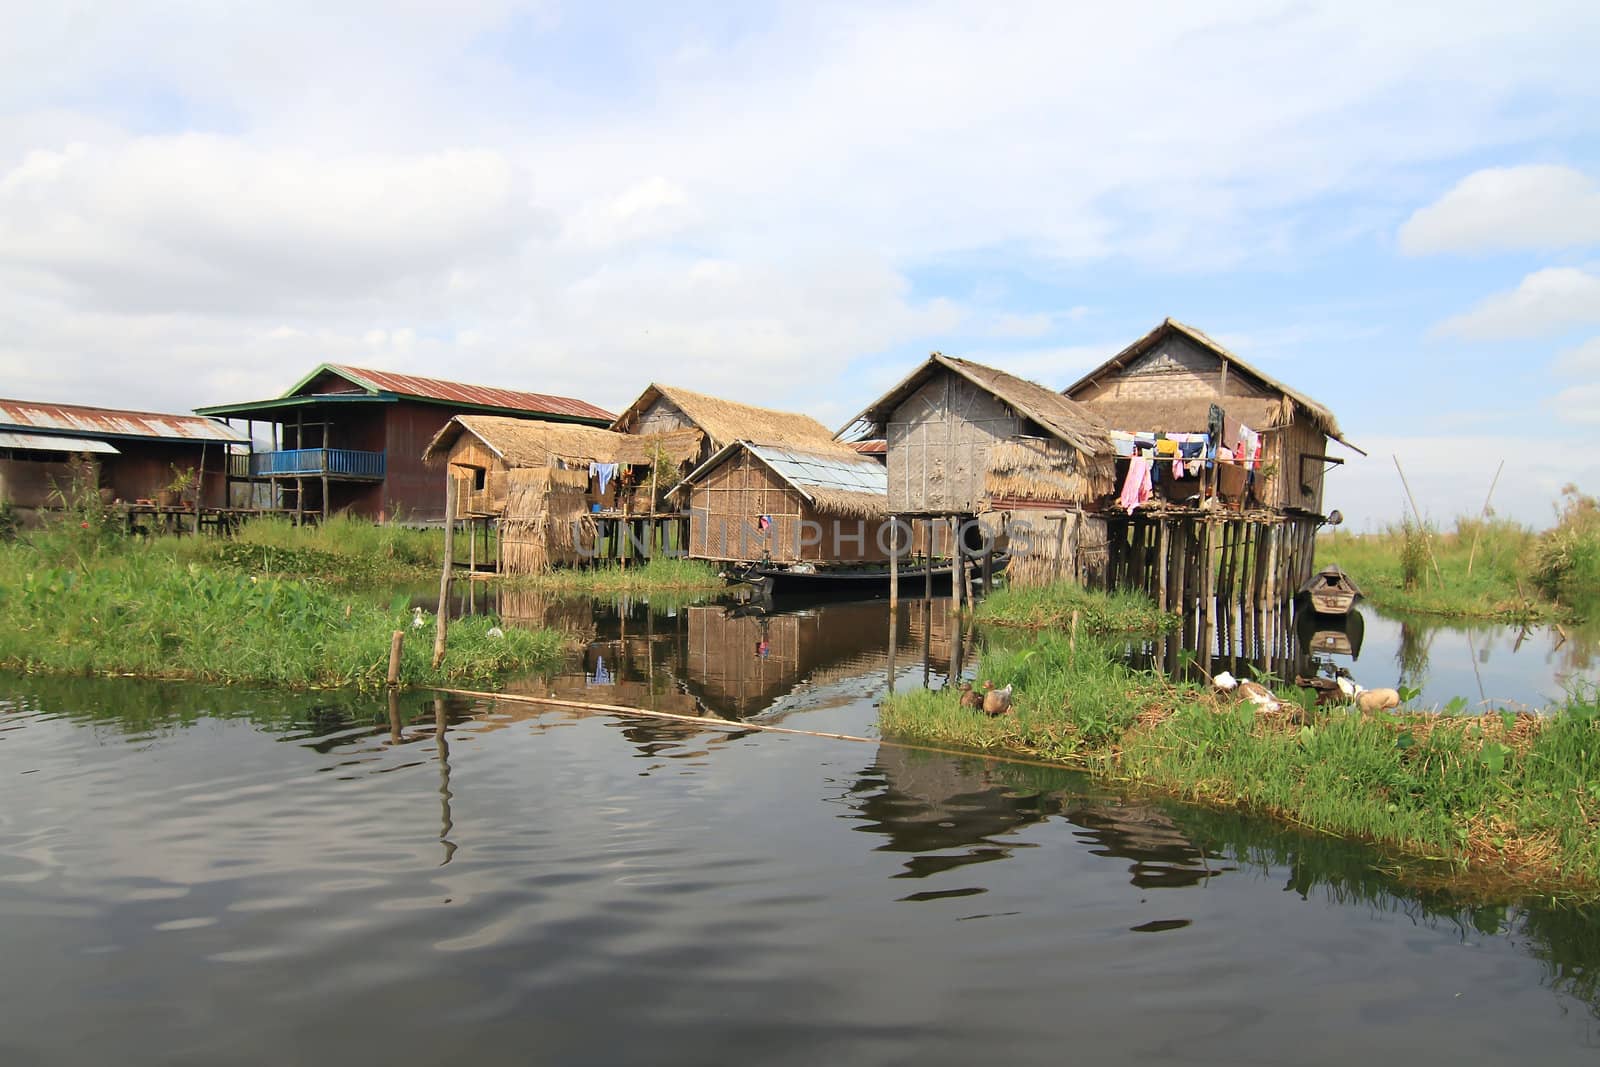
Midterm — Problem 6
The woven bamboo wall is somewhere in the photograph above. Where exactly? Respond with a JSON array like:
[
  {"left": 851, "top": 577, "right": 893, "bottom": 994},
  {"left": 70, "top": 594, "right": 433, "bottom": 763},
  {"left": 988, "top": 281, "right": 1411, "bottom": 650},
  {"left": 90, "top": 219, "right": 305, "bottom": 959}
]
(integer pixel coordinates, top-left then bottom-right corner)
[{"left": 886, "top": 372, "right": 1022, "bottom": 515}]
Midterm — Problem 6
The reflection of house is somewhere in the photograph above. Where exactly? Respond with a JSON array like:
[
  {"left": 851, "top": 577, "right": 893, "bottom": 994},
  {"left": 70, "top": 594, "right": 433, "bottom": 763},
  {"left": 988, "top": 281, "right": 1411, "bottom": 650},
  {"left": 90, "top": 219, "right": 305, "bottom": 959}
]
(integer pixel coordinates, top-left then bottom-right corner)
[
  {"left": 839, "top": 353, "right": 1116, "bottom": 586},
  {"left": 0, "top": 397, "right": 247, "bottom": 521},
  {"left": 197, "top": 364, "right": 613, "bottom": 523},
  {"left": 1063, "top": 319, "right": 1355, "bottom": 516},
  {"left": 685, "top": 602, "right": 907, "bottom": 717},
  {"left": 422, "top": 415, "right": 701, "bottom": 574}
]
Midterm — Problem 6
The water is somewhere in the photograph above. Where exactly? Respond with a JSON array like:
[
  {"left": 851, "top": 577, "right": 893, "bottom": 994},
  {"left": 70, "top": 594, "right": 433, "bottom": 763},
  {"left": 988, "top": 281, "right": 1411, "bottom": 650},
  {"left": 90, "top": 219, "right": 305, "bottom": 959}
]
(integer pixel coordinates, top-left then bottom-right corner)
[{"left": 7, "top": 644, "right": 1600, "bottom": 1064}]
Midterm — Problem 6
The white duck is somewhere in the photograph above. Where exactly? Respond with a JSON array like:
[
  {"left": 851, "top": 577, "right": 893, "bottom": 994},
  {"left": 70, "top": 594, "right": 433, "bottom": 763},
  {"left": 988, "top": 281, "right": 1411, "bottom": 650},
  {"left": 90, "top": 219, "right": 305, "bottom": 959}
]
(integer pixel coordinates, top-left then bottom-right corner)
[
  {"left": 412, "top": 606, "right": 428, "bottom": 629},
  {"left": 1212, "top": 671, "right": 1282, "bottom": 713},
  {"left": 1336, "top": 675, "right": 1401, "bottom": 713}
]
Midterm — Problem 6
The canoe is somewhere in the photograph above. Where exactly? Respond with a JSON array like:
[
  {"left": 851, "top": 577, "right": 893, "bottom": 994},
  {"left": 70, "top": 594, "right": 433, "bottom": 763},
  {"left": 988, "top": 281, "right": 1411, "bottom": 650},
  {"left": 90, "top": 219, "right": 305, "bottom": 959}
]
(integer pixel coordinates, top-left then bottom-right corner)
[
  {"left": 725, "top": 555, "right": 1010, "bottom": 596},
  {"left": 1297, "top": 564, "right": 1363, "bottom": 616}
]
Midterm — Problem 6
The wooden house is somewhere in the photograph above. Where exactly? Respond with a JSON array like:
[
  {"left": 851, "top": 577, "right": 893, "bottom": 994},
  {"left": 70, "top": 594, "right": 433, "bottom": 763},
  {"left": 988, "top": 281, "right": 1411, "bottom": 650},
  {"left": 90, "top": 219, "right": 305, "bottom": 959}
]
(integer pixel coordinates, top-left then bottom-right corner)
[
  {"left": 0, "top": 397, "right": 247, "bottom": 523},
  {"left": 197, "top": 364, "right": 613, "bottom": 524},
  {"left": 422, "top": 415, "right": 701, "bottom": 574},
  {"left": 674, "top": 440, "right": 899, "bottom": 566},
  {"left": 838, "top": 353, "right": 1116, "bottom": 585},
  {"left": 1063, "top": 319, "right": 1356, "bottom": 517},
  {"left": 609, "top": 383, "right": 844, "bottom": 469}
]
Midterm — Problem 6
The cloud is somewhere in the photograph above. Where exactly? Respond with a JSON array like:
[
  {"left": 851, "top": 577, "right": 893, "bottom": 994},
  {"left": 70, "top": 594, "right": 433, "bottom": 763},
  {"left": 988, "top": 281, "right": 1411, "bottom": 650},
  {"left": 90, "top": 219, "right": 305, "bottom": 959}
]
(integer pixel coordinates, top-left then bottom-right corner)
[
  {"left": 1554, "top": 335, "right": 1600, "bottom": 376},
  {"left": 1400, "top": 165, "right": 1600, "bottom": 255},
  {"left": 1550, "top": 383, "right": 1600, "bottom": 425},
  {"left": 1435, "top": 268, "right": 1600, "bottom": 340}
]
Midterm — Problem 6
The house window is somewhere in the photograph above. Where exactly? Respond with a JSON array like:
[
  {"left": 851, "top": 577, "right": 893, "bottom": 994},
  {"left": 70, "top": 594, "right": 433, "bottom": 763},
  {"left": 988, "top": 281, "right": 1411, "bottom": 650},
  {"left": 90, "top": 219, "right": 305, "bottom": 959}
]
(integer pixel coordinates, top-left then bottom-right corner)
[{"left": 470, "top": 466, "right": 487, "bottom": 491}]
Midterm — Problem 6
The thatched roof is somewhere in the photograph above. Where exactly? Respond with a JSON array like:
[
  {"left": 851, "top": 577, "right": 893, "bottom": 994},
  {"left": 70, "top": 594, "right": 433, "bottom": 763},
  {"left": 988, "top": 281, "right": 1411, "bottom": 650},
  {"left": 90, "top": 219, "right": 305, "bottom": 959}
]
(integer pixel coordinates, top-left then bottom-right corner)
[
  {"left": 983, "top": 436, "right": 1117, "bottom": 505},
  {"left": 423, "top": 415, "right": 702, "bottom": 468},
  {"left": 610, "top": 383, "right": 843, "bottom": 452},
  {"left": 676, "top": 439, "right": 889, "bottom": 519},
  {"left": 1065, "top": 318, "right": 1349, "bottom": 443},
  {"left": 1079, "top": 395, "right": 1285, "bottom": 435},
  {"left": 839, "top": 353, "right": 1113, "bottom": 458}
]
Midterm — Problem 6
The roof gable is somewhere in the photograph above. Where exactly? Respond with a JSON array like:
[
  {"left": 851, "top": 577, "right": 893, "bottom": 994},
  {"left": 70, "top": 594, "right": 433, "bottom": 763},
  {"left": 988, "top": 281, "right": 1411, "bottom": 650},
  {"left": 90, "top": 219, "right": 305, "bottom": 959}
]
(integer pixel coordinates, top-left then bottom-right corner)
[
  {"left": 839, "top": 353, "right": 1112, "bottom": 457},
  {"left": 611, "top": 383, "right": 842, "bottom": 452},
  {"left": 278, "top": 363, "right": 614, "bottom": 423},
  {"left": 1065, "top": 318, "right": 1345, "bottom": 440}
]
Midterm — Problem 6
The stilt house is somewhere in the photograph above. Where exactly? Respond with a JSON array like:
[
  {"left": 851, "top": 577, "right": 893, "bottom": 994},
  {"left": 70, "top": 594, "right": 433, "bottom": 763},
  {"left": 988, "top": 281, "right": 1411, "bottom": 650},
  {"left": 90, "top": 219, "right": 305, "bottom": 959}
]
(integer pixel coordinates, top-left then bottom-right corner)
[
  {"left": 610, "top": 383, "right": 846, "bottom": 469},
  {"left": 1063, "top": 319, "right": 1356, "bottom": 517},
  {"left": 0, "top": 397, "right": 247, "bottom": 523},
  {"left": 422, "top": 415, "right": 701, "bottom": 574},
  {"left": 838, "top": 353, "right": 1116, "bottom": 586},
  {"left": 674, "top": 439, "right": 897, "bottom": 566},
  {"left": 198, "top": 364, "right": 613, "bottom": 523}
]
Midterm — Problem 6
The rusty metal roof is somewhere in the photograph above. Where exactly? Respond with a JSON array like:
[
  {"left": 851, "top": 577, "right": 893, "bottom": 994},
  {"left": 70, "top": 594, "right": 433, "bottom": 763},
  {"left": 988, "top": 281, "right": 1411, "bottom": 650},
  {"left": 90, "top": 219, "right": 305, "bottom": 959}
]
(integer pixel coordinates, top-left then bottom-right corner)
[
  {"left": 322, "top": 365, "right": 614, "bottom": 422},
  {"left": 0, "top": 398, "right": 249, "bottom": 444},
  {"left": 0, "top": 431, "right": 121, "bottom": 454}
]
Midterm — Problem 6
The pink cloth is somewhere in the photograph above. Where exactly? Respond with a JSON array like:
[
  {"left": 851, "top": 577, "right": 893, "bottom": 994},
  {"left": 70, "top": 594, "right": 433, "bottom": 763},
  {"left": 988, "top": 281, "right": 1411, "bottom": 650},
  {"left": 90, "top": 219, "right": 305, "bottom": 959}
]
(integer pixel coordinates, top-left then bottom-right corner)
[{"left": 1118, "top": 455, "right": 1152, "bottom": 512}]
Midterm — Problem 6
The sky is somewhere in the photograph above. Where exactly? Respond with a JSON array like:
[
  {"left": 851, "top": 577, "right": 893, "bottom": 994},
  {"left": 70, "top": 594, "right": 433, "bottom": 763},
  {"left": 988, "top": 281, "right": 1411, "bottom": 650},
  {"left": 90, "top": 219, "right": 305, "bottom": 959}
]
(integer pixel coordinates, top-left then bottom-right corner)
[{"left": 2, "top": 1, "right": 1598, "bottom": 528}]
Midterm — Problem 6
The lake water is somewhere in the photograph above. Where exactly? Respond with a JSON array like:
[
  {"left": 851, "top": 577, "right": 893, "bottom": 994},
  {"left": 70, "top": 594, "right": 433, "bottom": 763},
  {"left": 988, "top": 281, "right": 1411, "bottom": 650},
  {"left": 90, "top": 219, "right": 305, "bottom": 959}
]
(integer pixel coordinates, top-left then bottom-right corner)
[{"left": 6, "top": 601, "right": 1600, "bottom": 1064}]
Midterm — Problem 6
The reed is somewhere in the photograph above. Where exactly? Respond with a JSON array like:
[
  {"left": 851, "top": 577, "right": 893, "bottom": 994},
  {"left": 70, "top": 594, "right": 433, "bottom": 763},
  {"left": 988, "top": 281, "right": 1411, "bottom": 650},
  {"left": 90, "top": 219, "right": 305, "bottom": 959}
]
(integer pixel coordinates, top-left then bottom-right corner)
[
  {"left": 500, "top": 555, "right": 723, "bottom": 594},
  {"left": 974, "top": 580, "right": 1176, "bottom": 634}
]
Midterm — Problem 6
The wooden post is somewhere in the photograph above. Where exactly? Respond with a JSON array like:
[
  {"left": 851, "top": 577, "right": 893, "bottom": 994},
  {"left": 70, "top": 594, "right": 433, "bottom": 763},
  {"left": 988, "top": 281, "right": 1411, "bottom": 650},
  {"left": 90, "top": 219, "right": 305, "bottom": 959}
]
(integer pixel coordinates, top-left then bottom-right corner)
[
  {"left": 1172, "top": 520, "right": 1188, "bottom": 637},
  {"left": 432, "top": 471, "right": 456, "bottom": 669},
  {"left": 388, "top": 630, "right": 405, "bottom": 687},
  {"left": 924, "top": 519, "right": 934, "bottom": 602},
  {"left": 387, "top": 688, "right": 402, "bottom": 744},
  {"left": 889, "top": 514, "right": 899, "bottom": 611},
  {"left": 294, "top": 476, "right": 303, "bottom": 526},
  {"left": 321, "top": 472, "right": 330, "bottom": 523},
  {"left": 469, "top": 516, "right": 477, "bottom": 576},
  {"left": 1156, "top": 519, "right": 1170, "bottom": 612},
  {"left": 950, "top": 516, "right": 962, "bottom": 612},
  {"left": 982, "top": 545, "right": 994, "bottom": 593},
  {"left": 1202, "top": 521, "right": 1216, "bottom": 667}
]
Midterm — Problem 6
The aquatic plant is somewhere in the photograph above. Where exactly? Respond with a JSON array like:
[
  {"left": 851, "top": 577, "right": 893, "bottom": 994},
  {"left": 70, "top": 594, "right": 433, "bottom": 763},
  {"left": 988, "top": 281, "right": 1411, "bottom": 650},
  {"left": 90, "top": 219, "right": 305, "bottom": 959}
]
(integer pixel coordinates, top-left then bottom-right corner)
[
  {"left": 973, "top": 581, "right": 1176, "bottom": 635},
  {"left": 1531, "top": 486, "right": 1600, "bottom": 602},
  {"left": 502, "top": 555, "right": 723, "bottom": 594}
]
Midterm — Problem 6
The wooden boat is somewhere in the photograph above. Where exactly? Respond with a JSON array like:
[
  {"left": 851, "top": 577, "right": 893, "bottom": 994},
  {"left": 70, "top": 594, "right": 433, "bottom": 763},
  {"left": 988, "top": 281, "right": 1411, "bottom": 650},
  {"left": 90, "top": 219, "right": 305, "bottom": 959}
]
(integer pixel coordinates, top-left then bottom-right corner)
[
  {"left": 1295, "top": 606, "right": 1364, "bottom": 659},
  {"left": 725, "top": 555, "right": 1010, "bottom": 596},
  {"left": 1298, "top": 564, "right": 1362, "bottom": 616}
]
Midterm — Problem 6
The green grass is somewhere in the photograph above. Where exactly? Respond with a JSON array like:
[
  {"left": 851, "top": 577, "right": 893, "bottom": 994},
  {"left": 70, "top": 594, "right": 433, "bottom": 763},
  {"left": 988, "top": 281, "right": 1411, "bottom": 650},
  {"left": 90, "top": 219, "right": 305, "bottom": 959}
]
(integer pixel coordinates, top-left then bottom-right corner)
[
  {"left": 975, "top": 580, "right": 1177, "bottom": 635},
  {"left": 503, "top": 555, "right": 724, "bottom": 594},
  {"left": 179, "top": 515, "right": 445, "bottom": 585},
  {"left": 1320, "top": 518, "right": 1555, "bottom": 620},
  {"left": 0, "top": 532, "right": 564, "bottom": 689},
  {"left": 881, "top": 629, "right": 1600, "bottom": 895}
]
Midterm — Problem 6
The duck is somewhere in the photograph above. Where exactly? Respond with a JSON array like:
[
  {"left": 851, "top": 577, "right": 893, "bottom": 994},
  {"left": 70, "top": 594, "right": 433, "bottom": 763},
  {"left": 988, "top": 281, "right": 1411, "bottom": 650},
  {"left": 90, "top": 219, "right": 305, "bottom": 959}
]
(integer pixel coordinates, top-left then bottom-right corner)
[
  {"left": 411, "top": 606, "right": 428, "bottom": 629},
  {"left": 958, "top": 681, "right": 985, "bottom": 711},
  {"left": 1212, "top": 671, "right": 1282, "bottom": 713},
  {"left": 1336, "top": 675, "right": 1401, "bottom": 713},
  {"left": 981, "top": 680, "right": 1013, "bottom": 717}
]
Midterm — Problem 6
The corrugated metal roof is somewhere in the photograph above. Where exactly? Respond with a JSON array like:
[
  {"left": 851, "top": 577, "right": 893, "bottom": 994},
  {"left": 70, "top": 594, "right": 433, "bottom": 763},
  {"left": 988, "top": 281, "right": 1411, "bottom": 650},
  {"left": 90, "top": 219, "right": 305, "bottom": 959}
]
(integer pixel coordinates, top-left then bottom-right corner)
[
  {"left": 850, "top": 440, "right": 887, "bottom": 454},
  {"left": 0, "top": 431, "right": 121, "bottom": 454},
  {"left": 0, "top": 399, "right": 248, "bottom": 444},
  {"left": 323, "top": 365, "right": 615, "bottom": 422},
  {"left": 747, "top": 443, "right": 888, "bottom": 495}
]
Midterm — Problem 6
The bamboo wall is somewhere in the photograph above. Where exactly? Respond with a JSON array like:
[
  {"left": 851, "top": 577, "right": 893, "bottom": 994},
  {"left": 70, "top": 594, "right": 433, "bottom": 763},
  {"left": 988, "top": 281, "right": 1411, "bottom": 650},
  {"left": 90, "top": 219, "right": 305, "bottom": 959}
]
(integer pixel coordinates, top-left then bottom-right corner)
[
  {"left": 686, "top": 449, "right": 893, "bottom": 564},
  {"left": 885, "top": 371, "right": 1022, "bottom": 515}
]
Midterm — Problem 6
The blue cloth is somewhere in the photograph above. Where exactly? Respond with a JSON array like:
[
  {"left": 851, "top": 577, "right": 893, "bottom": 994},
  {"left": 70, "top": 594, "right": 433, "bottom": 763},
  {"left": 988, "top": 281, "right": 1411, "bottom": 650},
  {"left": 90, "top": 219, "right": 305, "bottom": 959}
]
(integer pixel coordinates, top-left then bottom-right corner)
[{"left": 589, "top": 462, "right": 619, "bottom": 495}]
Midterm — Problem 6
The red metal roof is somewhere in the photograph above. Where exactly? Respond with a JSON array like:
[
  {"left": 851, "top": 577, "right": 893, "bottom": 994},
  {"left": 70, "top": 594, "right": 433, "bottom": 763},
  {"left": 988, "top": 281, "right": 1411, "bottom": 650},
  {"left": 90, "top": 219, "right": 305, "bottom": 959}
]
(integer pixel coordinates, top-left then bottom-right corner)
[
  {"left": 849, "top": 439, "right": 888, "bottom": 454},
  {"left": 322, "top": 365, "right": 614, "bottom": 422},
  {"left": 0, "top": 397, "right": 248, "bottom": 444}
]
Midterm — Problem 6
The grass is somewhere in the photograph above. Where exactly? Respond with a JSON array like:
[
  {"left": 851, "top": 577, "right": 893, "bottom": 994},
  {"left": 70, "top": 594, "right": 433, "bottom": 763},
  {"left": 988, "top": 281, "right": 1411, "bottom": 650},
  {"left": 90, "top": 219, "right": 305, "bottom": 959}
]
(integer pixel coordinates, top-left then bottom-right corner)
[
  {"left": 1320, "top": 518, "right": 1555, "bottom": 620},
  {"left": 0, "top": 530, "right": 564, "bottom": 690},
  {"left": 881, "top": 627, "right": 1600, "bottom": 896},
  {"left": 975, "top": 580, "right": 1177, "bottom": 634},
  {"left": 502, "top": 555, "right": 724, "bottom": 594},
  {"left": 181, "top": 515, "right": 445, "bottom": 585}
]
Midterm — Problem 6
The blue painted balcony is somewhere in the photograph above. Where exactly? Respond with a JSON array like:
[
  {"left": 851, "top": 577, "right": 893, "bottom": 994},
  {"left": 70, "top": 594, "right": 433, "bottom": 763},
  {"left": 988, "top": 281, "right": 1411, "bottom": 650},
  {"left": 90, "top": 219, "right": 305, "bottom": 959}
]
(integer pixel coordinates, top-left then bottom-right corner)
[{"left": 249, "top": 449, "right": 386, "bottom": 479}]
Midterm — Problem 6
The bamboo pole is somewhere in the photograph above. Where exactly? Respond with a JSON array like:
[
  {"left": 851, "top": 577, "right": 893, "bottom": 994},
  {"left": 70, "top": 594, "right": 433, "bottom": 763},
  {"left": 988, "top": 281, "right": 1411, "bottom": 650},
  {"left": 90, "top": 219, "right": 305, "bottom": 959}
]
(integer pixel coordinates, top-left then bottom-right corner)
[
  {"left": 1466, "top": 459, "right": 1504, "bottom": 578},
  {"left": 950, "top": 516, "right": 963, "bottom": 613},
  {"left": 924, "top": 519, "right": 933, "bottom": 602},
  {"left": 432, "top": 472, "right": 456, "bottom": 668},
  {"left": 1393, "top": 454, "right": 1445, "bottom": 587},
  {"left": 1156, "top": 519, "right": 1170, "bottom": 612},
  {"left": 889, "top": 514, "right": 899, "bottom": 611}
]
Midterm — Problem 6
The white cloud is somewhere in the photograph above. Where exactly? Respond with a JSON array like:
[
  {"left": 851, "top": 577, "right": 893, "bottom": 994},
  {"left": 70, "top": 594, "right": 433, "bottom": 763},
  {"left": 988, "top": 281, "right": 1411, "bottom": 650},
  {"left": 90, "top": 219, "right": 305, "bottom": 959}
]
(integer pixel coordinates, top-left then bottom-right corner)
[
  {"left": 1332, "top": 433, "right": 1592, "bottom": 530},
  {"left": 1435, "top": 268, "right": 1600, "bottom": 340},
  {"left": 1554, "top": 335, "right": 1600, "bottom": 376},
  {"left": 1400, "top": 165, "right": 1600, "bottom": 255},
  {"left": 1550, "top": 383, "right": 1600, "bottom": 425}
]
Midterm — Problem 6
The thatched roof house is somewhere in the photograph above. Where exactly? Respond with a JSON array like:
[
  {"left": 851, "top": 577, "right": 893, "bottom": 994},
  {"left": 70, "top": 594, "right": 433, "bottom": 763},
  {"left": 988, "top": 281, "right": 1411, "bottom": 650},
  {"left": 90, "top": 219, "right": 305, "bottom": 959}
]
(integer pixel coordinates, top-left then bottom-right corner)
[
  {"left": 609, "top": 383, "right": 843, "bottom": 467},
  {"left": 1064, "top": 318, "right": 1356, "bottom": 515},
  {"left": 675, "top": 439, "right": 899, "bottom": 565},
  {"left": 423, "top": 415, "right": 700, "bottom": 573},
  {"left": 840, "top": 352, "right": 1115, "bottom": 516}
]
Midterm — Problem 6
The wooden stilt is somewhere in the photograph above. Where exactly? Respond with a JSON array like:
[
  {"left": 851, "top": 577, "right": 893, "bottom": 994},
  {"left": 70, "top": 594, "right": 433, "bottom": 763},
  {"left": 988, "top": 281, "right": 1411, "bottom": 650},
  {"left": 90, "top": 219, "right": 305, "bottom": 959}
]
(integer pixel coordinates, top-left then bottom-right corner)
[
  {"left": 889, "top": 515, "right": 899, "bottom": 611},
  {"left": 950, "top": 516, "right": 963, "bottom": 613},
  {"left": 432, "top": 471, "right": 456, "bottom": 669},
  {"left": 1156, "top": 519, "right": 1170, "bottom": 613},
  {"left": 924, "top": 519, "right": 934, "bottom": 603}
]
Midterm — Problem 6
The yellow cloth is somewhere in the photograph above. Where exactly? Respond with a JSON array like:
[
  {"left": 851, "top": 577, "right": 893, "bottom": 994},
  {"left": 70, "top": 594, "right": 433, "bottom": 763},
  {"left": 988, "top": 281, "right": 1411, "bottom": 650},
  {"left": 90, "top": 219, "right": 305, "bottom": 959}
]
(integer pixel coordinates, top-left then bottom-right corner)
[{"left": 1155, "top": 438, "right": 1178, "bottom": 456}]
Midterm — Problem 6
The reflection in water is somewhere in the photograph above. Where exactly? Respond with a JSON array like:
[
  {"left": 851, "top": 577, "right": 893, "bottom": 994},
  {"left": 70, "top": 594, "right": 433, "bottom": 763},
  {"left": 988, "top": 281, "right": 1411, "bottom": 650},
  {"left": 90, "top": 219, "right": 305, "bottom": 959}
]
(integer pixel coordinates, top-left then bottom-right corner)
[{"left": 9, "top": 670, "right": 1600, "bottom": 1061}]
